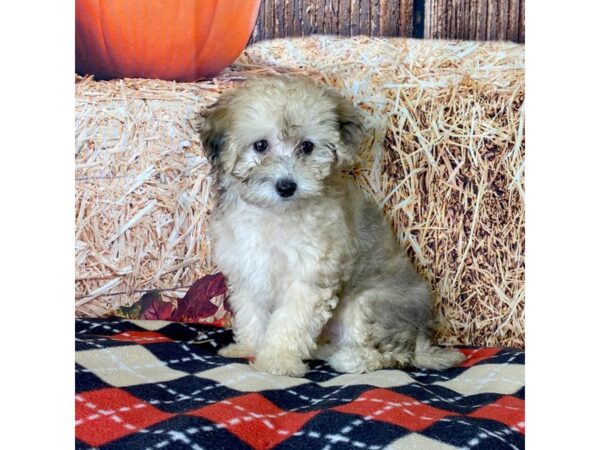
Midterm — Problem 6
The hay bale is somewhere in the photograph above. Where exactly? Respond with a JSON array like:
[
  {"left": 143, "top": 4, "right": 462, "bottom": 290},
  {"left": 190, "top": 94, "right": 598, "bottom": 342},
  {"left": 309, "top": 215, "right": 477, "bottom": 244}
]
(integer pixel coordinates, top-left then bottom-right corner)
[{"left": 75, "top": 36, "right": 524, "bottom": 348}]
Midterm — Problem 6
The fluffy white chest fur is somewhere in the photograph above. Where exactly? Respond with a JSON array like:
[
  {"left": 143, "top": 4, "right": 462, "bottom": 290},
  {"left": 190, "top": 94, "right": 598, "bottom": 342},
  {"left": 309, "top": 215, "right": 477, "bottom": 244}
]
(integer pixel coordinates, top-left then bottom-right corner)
[{"left": 210, "top": 186, "right": 353, "bottom": 316}]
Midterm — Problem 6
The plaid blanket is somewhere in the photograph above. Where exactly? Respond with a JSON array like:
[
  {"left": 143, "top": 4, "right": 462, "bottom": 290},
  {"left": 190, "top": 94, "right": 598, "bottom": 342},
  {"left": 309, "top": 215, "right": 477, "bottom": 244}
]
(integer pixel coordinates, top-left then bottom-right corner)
[{"left": 75, "top": 318, "right": 524, "bottom": 449}]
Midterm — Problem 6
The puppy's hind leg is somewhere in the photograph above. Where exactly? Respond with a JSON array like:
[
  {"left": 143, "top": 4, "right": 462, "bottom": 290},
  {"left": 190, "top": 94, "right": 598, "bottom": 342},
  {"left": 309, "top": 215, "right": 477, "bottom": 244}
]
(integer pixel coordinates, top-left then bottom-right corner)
[
  {"left": 323, "top": 294, "right": 388, "bottom": 374},
  {"left": 365, "top": 281, "right": 465, "bottom": 370},
  {"left": 327, "top": 346, "right": 385, "bottom": 374},
  {"left": 411, "top": 333, "right": 465, "bottom": 370}
]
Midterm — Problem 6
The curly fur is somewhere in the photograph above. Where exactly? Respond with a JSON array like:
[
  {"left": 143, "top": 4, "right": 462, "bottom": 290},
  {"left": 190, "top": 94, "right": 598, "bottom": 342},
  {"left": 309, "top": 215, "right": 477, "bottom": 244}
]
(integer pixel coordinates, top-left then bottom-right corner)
[{"left": 200, "top": 75, "right": 464, "bottom": 376}]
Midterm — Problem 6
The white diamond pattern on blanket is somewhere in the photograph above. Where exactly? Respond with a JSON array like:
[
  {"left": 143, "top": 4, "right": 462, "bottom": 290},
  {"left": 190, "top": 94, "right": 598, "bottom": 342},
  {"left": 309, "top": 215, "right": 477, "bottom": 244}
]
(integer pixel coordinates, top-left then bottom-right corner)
[
  {"left": 385, "top": 433, "right": 461, "bottom": 449},
  {"left": 76, "top": 345, "right": 189, "bottom": 387},
  {"left": 433, "top": 363, "right": 524, "bottom": 396},
  {"left": 76, "top": 318, "right": 525, "bottom": 449},
  {"left": 195, "top": 363, "right": 310, "bottom": 392},
  {"left": 319, "top": 369, "right": 415, "bottom": 388}
]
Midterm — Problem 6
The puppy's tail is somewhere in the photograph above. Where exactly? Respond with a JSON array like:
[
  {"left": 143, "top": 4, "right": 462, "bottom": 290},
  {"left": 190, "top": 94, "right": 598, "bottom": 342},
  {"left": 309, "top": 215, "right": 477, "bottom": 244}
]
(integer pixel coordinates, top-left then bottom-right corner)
[{"left": 410, "top": 334, "right": 465, "bottom": 370}]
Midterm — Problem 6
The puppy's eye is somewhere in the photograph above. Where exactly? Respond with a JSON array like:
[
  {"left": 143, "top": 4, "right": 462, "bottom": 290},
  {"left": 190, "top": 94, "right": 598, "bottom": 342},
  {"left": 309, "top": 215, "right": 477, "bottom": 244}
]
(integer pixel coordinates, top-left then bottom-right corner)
[
  {"left": 253, "top": 140, "right": 269, "bottom": 153},
  {"left": 298, "top": 141, "right": 314, "bottom": 155}
]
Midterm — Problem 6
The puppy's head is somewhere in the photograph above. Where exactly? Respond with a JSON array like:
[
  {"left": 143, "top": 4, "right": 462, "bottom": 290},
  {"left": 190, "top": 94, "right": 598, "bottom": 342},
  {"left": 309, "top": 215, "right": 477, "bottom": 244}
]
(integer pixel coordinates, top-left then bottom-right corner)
[{"left": 200, "top": 76, "right": 365, "bottom": 208}]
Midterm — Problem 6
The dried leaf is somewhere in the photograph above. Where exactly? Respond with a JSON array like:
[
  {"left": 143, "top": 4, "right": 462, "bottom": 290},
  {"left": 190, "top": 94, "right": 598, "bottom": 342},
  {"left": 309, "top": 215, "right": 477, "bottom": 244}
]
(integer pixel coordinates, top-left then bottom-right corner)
[
  {"left": 170, "top": 273, "right": 230, "bottom": 323},
  {"left": 115, "top": 290, "right": 175, "bottom": 320}
]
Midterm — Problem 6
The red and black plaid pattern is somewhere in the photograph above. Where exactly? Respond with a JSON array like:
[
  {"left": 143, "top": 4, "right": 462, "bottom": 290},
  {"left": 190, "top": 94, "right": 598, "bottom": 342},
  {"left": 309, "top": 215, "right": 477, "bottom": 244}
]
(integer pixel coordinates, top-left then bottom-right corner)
[{"left": 76, "top": 318, "right": 524, "bottom": 449}]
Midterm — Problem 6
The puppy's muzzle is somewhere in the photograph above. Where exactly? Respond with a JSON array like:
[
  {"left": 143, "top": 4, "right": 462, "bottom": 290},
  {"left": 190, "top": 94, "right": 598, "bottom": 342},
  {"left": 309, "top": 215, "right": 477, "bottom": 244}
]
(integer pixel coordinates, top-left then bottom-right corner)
[{"left": 276, "top": 178, "right": 297, "bottom": 198}]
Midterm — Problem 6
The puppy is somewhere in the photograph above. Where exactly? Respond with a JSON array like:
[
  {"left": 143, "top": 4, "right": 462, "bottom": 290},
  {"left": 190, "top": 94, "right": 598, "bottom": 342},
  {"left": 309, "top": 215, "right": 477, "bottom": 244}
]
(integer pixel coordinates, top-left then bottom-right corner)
[{"left": 200, "top": 75, "right": 464, "bottom": 377}]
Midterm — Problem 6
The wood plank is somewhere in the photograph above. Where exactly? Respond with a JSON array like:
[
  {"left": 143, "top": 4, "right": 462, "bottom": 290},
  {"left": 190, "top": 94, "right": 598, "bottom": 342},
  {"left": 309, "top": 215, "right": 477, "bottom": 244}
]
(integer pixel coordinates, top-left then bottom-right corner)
[
  {"left": 322, "top": 0, "right": 329, "bottom": 35},
  {"left": 448, "top": 0, "right": 456, "bottom": 39},
  {"left": 339, "top": 0, "right": 351, "bottom": 35},
  {"left": 400, "top": 0, "right": 414, "bottom": 37},
  {"left": 331, "top": 0, "right": 340, "bottom": 35},
  {"left": 312, "top": 0, "right": 321, "bottom": 35},
  {"left": 486, "top": 0, "right": 498, "bottom": 40},
  {"left": 253, "top": 12, "right": 260, "bottom": 42},
  {"left": 443, "top": 0, "right": 450, "bottom": 39},
  {"left": 370, "top": 0, "right": 381, "bottom": 36},
  {"left": 301, "top": 0, "right": 311, "bottom": 36},
  {"left": 283, "top": 0, "right": 292, "bottom": 36},
  {"left": 454, "top": 0, "right": 462, "bottom": 39},
  {"left": 498, "top": 0, "right": 510, "bottom": 40},
  {"left": 507, "top": 0, "right": 520, "bottom": 42},
  {"left": 262, "top": 0, "right": 273, "bottom": 40},
  {"left": 251, "top": 0, "right": 523, "bottom": 44},
  {"left": 475, "top": 0, "right": 488, "bottom": 40},
  {"left": 519, "top": 0, "right": 525, "bottom": 42},
  {"left": 457, "top": 0, "right": 471, "bottom": 39},
  {"left": 275, "top": 0, "right": 286, "bottom": 38},
  {"left": 437, "top": 0, "right": 449, "bottom": 39},
  {"left": 423, "top": 0, "right": 432, "bottom": 38},
  {"left": 293, "top": 0, "right": 302, "bottom": 36},
  {"left": 468, "top": 0, "right": 478, "bottom": 40},
  {"left": 457, "top": 0, "right": 468, "bottom": 40},
  {"left": 350, "top": 0, "right": 360, "bottom": 36},
  {"left": 307, "top": 0, "right": 320, "bottom": 35},
  {"left": 249, "top": 0, "right": 263, "bottom": 43},
  {"left": 381, "top": 0, "right": 400, "bottom": 36},
  {"left": 360, "top": 0, "right": 371, "bottom": 35}
]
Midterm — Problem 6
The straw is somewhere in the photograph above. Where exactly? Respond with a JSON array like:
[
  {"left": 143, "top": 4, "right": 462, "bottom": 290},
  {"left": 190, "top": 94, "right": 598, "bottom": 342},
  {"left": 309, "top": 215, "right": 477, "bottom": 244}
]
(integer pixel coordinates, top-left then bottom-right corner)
[{"left": 75, "top": 36, "right": 524, "bottom": 348}]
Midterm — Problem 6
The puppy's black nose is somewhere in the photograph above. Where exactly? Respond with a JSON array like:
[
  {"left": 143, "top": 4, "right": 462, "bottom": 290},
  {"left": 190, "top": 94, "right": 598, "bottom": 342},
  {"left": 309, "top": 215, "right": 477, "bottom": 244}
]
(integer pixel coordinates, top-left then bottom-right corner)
[{"left": 276, "top": 179, "right": 297, "bottom": 198}]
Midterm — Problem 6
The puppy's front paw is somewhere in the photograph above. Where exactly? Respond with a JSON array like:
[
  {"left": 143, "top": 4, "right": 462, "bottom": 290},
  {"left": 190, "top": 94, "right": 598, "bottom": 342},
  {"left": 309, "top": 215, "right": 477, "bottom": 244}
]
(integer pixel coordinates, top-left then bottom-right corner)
[
  {"left": 218, "top": 343, "right": 255, "bottom": 358},
  {"left": 252, "top": 352, "right": 308, "bottom": 377}
]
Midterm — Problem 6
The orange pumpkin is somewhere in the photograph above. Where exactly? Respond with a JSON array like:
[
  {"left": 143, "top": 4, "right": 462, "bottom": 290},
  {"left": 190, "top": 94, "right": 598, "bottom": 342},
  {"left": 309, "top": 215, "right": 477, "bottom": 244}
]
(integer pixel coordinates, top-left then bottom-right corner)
[{"left": 76, "top": 0, "right": 261, "bottom": 81}]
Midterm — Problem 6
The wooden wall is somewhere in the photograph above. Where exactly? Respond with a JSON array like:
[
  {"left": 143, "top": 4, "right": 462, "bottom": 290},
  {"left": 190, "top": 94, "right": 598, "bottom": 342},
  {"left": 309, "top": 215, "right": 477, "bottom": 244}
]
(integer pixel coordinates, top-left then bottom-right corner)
[{"left": 250, "top": 0, "right": 524, "bottom": 44}]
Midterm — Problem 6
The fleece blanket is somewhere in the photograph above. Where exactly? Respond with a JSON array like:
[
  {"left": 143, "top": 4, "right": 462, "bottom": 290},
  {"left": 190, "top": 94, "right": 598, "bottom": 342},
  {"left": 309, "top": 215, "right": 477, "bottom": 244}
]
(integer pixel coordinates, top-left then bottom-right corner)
[{"left": 75, "top": 318, "right": 524, "bottom": 449}]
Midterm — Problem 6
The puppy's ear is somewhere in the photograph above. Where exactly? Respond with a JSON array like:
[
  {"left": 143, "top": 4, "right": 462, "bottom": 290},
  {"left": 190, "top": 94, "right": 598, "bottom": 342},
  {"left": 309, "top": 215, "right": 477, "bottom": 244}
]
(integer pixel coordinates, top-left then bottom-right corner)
[
  {"left": 332, "top": 94, "right": 366, "bottom": 165},
  {"left": 200, "top": 93, "right": 235, "bottom": 174}
]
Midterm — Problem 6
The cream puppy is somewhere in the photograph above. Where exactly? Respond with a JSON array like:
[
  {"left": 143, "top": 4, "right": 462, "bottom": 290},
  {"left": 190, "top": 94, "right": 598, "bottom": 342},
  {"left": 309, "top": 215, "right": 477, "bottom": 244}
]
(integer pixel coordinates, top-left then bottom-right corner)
[{"left": 200, "top": 76, "right": 464, "bottom": 377}]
